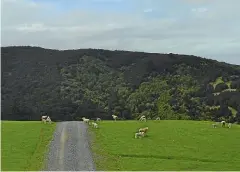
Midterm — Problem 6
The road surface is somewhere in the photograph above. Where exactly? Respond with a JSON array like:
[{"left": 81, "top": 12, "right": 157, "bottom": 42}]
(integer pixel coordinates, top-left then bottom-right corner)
[{"left": 44, "top": 121, "right": 96, "bottom": 171}]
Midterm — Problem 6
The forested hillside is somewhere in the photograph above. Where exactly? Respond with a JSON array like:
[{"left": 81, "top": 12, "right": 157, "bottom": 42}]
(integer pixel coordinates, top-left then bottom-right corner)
[{"left": 1, "top": 46, "right": 240, "bottom": 123}]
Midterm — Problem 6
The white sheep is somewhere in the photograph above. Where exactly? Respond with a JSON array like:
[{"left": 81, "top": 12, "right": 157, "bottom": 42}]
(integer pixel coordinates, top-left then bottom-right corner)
[
  {"left": 112, "top": 115, "right": 118, "bottom": 121},
  {"left": 46, "top": 116, "right": 52, "bottom": 124},
  {"left": 139, "top": 115, "right": 145, "bottom": 120},
  {"left": 139, "top": 115, "right": 146, "bottom": 122},
  {"left": 228, "top": 123, "right": 232, "bottom": 128},
  {"left": 135, "top": 131, "right": 145, "bottom": 139},
  {"left": 41, "top": 116, "right": 52, "bottom": 124},
  {"left": 41, "top": 115, "right": 47, "bottom": 123},
  {"left": 221, "top": 121, "right": 226, "bottom": 127},
  {"left": 96, "top": 118, "right": 101, "bottom": 122},
  {"left": 92, "top": 122, "right": 98, "bottom": 128},
  {"left": 155, "top": 117, "right": 160, "bottom": 120},
  {"left": 82, "top": 117, "right": 90, "bottom": 124}
]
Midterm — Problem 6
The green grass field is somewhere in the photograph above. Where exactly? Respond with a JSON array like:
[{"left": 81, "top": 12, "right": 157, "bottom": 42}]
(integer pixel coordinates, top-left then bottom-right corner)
[
  {"left": 89, "top": 120, "right": 240, "bottom": 171},
  {"left": 1, "top": 121, "right": 56, "bottom": 171}
]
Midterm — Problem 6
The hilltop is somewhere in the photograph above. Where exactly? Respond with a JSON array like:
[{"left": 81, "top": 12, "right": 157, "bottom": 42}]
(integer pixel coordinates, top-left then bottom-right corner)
[{"left": 1, "top": 46, "right": 240, "bottom": 122}]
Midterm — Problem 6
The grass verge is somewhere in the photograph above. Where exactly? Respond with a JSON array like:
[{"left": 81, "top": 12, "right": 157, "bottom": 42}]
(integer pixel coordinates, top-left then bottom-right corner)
[{"left": 1, "top": 121, "right": 56, "bottom": 171}]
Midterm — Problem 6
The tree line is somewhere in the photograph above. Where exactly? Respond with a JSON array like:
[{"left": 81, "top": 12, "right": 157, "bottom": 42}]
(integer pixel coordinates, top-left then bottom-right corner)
[{"left": 1, "top": 46, "right": 240, "bottom": 123}]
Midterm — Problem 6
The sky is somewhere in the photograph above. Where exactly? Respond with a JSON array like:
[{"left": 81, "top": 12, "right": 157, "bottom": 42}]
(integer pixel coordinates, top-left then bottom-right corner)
[{"left": 1, "top": 0, "right": 240, "bottom": 65}]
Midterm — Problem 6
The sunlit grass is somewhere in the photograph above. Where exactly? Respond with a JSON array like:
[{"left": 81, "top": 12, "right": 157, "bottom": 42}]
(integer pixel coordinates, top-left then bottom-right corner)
[
  {"left": 89, "top": 120, "right": 240, "bottom": 171},
  {"left": 1, "top": 121, "right": 56, "bottom": 171}
]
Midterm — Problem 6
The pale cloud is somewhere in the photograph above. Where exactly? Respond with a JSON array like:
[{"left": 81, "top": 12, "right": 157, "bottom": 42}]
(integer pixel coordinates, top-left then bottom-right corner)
[
  {"left": 16, "top": 23, "right": 49, "bottom": 32},
  {"left": 143, "top": 8, "right": 153, "bottom": 13},
  {"left": 1, "top": 0, "right": 240, "bottom": 65},
  {"left": 191, "top": 7, "right": 208, "bottom": 13}
]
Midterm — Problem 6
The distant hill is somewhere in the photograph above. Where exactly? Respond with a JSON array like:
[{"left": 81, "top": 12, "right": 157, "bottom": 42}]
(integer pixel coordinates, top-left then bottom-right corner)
[{"left": 1, "top": 46, "right": 240, "bottom": 122}]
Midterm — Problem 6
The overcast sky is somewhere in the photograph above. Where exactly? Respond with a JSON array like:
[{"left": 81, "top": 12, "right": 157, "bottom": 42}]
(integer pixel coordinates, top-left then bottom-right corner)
[{"left": 1, "top": 0, "right": 240, "bottom": 65}]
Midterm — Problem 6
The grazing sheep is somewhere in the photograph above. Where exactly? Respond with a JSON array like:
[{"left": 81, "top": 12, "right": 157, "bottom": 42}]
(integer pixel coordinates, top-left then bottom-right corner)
[
  {"left": 92, "top": 122, "right": 98, "bottom": 128},
  {"left": 46, "top": 116, "right": 52, "bottom": 124},
  {"left": 41, "top": 115, "right": 47, "bottom": 123},
  {"left": 212, "top": 123, "right": 217, "bottom": 128},
  {"left": 221, "top": 121, "right": 226, "bottom": 127},
  {"left": 155, "top": 117, "right": 160, "bottom": 120},
  {"left": 96, "top": 117, "right": 101, "bottom": 122},
  {"left": 41, "top": 116, "right": 51, "bottom": 124},
  {"left": 228, "top": 123, "right": 232, "bottom": 128},
  {"left": 139, "top": 127, "right": 149, "bottom": 133},
  {"left": 139, "top": 115, "right": 146, "bottom": 122},
  {"left": 82, "top": 117, "right": 90, "bottom": 124},
  {"left": 112, "top": 115, "right": 118, "bottom": 121},
  {"left": 135, "top": 131, "right": 145, "bottom": 139}
]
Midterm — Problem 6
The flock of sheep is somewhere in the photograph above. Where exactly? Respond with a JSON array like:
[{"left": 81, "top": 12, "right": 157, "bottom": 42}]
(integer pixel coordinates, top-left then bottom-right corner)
[
  {"left": 41, "top": 114, "right": 161, "bottom": 139},
  {"left": 41, "top": 115, "right": 233, "bottom": 134},
  {"left": 212, "top": 120, "right": 232, "bottom": 128},
  {"left": 82, "top": 117, "right": 101, "bottom": 128},
  {"left": 81, "top": 115, "right": 160, "bottom": 139},
  {"left": 81, "top": 115, "right": 118, "bottom": 129}
]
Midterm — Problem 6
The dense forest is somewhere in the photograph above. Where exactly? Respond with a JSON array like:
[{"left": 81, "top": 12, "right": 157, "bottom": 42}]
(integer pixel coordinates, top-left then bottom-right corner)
[{"left": 1, "top": 46, "right": 240, "bottom": 123}]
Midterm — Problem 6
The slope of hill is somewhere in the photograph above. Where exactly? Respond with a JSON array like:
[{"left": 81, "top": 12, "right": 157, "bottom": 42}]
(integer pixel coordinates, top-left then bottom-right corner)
[{"left": 1, "top": 46, "right": 240, "bottom": 122}]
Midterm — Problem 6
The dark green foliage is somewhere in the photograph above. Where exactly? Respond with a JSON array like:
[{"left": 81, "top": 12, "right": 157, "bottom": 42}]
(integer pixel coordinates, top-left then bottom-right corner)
[
  {"left": 231, "top": 79, "right": 240, "bottom": 89},
  {"left": 235, "top": 112, "right": 240, "bottom": 123},
  {"left": 215, "top": 83, "right": 228, "bottom": 92},
  {"left": 1, "top": 46, "right": 240, "bottom": 122}
]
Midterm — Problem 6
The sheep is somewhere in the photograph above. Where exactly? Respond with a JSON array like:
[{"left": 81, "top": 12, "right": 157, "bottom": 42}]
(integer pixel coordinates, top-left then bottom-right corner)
[
  {"left": 212, "top": 123, "right": 217, "bottom": 128},
  {"left": 112, "top": 115, "right": 118, "bottom": 121},
  {"left": 135, "top": 131, "right": 145, "bottom": 139},
  {"left": 221, "top": 121, "right": 226, "bottom": 127},
  {"left": 96, "top": 118, "right": 101, "bottom": 122},
  {"left": 41, "top": 116, "right": 51, "bottom": 124},
  {"left": 155, "top": 117, "right": 160, "bottom": 120},
  {"left": 139, "top": 127, "right": 149, "bottom": 133},
  {"left": 228, "top": 123, "right": 232, "bottom": 128},
  {"left": 46, "top": 116, "right": 52, "bottom": 124},
  {"left": 139, "top": 115, "right": 145, "bottom": 120},
  {"left": 41, "top": 116, "right": 48, "bottom": 123},
  {"left": 92, "top": 122, "right": 98, "bottom": 128},
  {"left": 82, "top": 117, "right": 90, "bottom": 124},
  {"left": 139, "top": 115, "right": 146, "bottom": 122}
]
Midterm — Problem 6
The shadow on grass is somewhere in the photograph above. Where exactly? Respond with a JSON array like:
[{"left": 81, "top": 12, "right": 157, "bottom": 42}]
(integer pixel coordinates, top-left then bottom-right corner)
[{"left": 115, "top": 154, "right": 223, "bottom": 163}]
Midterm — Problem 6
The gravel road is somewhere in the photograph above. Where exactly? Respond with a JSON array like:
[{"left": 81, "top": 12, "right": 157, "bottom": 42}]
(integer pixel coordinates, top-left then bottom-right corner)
[{"left": 44, "top": 121, "right": 96, "bottom": 171}]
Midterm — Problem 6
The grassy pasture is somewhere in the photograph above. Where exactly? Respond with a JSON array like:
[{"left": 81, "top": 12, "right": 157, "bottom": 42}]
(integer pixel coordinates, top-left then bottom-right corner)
[
  {"left": 1, "top": 121, "right": 56, "bottom": 171},
  {"left": 89, "top": 120, "right": 240, "bottom": 171}
]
